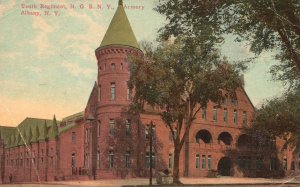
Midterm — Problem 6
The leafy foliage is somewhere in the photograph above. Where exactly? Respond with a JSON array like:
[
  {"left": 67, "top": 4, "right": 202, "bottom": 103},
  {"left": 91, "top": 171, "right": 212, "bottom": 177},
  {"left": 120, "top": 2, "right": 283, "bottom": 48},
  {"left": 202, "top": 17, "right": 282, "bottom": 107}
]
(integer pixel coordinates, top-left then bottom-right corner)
[
  {"left": 253, "top": 86, "right": 300, "bottom": 145},
  {"left": 156, "top": 0, "right": 300, "bottom": 88}
]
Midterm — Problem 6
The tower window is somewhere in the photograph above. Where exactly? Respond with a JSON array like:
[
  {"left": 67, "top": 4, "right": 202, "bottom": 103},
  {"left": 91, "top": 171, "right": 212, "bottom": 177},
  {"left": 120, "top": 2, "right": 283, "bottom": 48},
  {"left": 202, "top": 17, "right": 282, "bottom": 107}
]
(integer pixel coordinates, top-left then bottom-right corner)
[
  {"left": 85, "top": 129, "right": 88, "bottom": 143},
  {"left": 111, "top": 82, "right": 116, "bottom": 100},
  {"left": 98, "top": 120, "right": 101, "bottom": 137},
  {"left": 111, "top": 63, "right": 115, "bottom": 71},
  {"left": 99, "top": 84, "right": 101, "bottom": 101},
  {"left": 127, "top": 81, "right": 132, "bottom": 100},
  {"left": 109, "top": 119, "right": 115, "bottom": 137},
  {"left": 125, "top": 119, "right": 131, "bottom": 137},
  {"left": 121, "top": 63, "right": 124, "bottom": 70}
]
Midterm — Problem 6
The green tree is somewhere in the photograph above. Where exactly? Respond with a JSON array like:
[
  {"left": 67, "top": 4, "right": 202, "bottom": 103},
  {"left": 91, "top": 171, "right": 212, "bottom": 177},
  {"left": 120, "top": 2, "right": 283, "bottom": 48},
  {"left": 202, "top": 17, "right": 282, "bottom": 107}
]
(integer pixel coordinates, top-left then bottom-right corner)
[
  {"left": 156, "top": 0, "right": 300, "bottom": 88},
  {"left": 128, "top": 38, "right": 244, "bottom": 183},
  {"left": 253, "top": 86, "right": 300, "bottom": 145}
]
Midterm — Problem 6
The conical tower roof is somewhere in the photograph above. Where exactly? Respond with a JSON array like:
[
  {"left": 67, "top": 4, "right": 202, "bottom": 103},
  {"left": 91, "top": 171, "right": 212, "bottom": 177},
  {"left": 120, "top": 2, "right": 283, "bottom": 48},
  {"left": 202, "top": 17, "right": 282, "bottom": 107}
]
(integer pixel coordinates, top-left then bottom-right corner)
[{"left": 100, "top": 0, "right": 139, "bottom": 49}]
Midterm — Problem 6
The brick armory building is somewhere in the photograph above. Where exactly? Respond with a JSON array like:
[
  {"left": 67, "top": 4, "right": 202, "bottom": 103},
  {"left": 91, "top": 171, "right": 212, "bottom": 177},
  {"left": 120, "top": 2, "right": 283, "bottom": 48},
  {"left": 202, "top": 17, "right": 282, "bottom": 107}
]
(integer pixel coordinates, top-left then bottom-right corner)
[{"left": 0, "top": 0, "right": 298, "bottom": 183}]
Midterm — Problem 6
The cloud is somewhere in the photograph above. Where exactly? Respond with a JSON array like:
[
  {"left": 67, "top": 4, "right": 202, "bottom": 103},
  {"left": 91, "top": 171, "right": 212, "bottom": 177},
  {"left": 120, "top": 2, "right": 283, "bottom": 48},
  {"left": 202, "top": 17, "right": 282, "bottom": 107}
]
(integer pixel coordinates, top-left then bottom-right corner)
[
  {"left": 0, "top": 51, "right": 22, "bottom": 60},
  {"left": 0, "top": 0, "right": 16, "bottom": 17},
  {"left": 61, "top": 60, "right": 94, "bottom": 77},
  {"left": 29, "top": 17, "right": 56, "bottom": 57},
  {"left": 63, "top": 9, "right": 105, "bottom": 61}
]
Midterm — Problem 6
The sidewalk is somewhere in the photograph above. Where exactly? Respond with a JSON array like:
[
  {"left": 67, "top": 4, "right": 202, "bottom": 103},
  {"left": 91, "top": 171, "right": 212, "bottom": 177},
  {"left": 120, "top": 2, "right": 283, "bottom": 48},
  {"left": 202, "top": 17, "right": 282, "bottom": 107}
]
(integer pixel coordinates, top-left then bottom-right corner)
[{"left": 1, "top": 177, "right": 300, "bottom": 187}]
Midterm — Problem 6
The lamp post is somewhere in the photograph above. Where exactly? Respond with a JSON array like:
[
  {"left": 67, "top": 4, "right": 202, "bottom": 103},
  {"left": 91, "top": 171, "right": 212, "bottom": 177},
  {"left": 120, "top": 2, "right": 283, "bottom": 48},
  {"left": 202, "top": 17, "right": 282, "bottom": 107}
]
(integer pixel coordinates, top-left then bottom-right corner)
[{"left": 149, "top": 121, "right": 153, "bottom": 185}]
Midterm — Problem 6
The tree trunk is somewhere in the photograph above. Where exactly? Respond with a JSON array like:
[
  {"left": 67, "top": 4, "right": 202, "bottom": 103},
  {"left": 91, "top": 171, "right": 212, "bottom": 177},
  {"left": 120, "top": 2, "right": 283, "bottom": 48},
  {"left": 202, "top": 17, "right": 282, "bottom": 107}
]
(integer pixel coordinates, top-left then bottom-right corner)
[{"left": 172, "top": 147, "right": 181, "bottom": 184}]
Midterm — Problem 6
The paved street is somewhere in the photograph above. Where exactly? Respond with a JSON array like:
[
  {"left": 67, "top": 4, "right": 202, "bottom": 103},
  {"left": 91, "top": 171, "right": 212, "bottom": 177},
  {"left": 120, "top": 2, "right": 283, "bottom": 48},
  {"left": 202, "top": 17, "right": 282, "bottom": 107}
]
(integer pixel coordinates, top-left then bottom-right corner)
[{"left": 1, "top": 177, "right": 300, "bottom": 187}]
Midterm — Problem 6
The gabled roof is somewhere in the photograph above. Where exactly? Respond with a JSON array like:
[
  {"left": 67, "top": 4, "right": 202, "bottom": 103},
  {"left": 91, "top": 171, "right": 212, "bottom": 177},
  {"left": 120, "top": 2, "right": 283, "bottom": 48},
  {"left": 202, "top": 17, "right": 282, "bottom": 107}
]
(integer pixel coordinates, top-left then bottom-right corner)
[
  {"left": 0, "top": 117, "right": 59, "bottom": 148},
  {"left": 99, "top": 0, "right": 139, "bottom": 49}
]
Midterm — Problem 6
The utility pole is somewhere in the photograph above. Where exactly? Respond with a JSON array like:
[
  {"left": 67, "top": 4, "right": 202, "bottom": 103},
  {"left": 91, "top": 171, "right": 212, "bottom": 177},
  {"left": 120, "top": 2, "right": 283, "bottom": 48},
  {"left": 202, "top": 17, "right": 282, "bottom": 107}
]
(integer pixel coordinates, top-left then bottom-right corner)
[{"left": 149, "top": 121, "right": 153, "bottom": 185}]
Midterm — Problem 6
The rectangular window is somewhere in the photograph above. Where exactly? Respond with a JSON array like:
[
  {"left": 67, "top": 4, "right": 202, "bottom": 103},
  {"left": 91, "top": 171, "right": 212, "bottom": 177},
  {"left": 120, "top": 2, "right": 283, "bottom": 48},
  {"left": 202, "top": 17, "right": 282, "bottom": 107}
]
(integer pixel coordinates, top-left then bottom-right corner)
[
  {"left": 196, "top": 154, "right": 200, "bottom": 169},
  {"left": 85, "top": 129, "right": 88, "bottom": 143},
  {"left": 233, "top": 110, "right": 237, "bottom": 125},
  {"left": 72, "top": 153, "right": 76, "bottom": 174},
  {"left": 126, "top": 81, "right": 132, "bottom": 100},
  {"left": 145, "top": 126, "right": 149, "bottom": 140},
  {"left": 84, "top": 154, "right": 89, "bottom": 168},
  {"left": 145, "top": 126, "right": 155, "bottom": 141},
  {"left": 111, "top": 63, "right": 115, "bottom": 71},
  {"left": 109, "top": 119, "right": 115, "bottom": 137},
  {"left": 98, "top": 121, "right": 101, "bottom": 137},
  {"left": 242, "top": 111, "right": 247, "bottom": 126},
  {"left": 72, "top": 132, "right": 76, "bottom": 143},
  {"left": 208, "top": 155, "right": 212, "bottom": 170},
  {"left": 256, "top": 157, "right": 263, "bottom": 170},
  {"left": 152, "top": 126, "right": 156, "bottom": 141},
  {"left": 97, "top": 151, "right": 100, "bottom": 169},
  {"left": 169, "top": 131, "right": 173, "bottom": 142},
  {"left": 126, "top": 119, "right": 131, "bottom": 137},
  {"left": 111, "top": 82, "right": 116, "bottom": 100},
  {"left": 202, "top": 155, "right": 206, "bottom": 169},
  {"left": 145, "top": 152, "right": 155, "bottom": 169},
  {"left": 291, "top": 161, "right": 295, "bottom": 170},
  {"left": 201, "top": 108, "right": 206, "bottom": 120},
  {"left": 98, "top": 84, "right": 101, "bottom": 101},
  {"left": 109, "top": 151, "right": 114, "bottom": 169},
  {"left": 125, "top": 151, "right": 131, "bottom": 168},
  {"left": 298, "top": 162, "right": 300, "bottom": 170},
  {"left": 270, "top": 157, "right": 277, "bottom": 170},
  {"left": 213, "top": 108, "right": 217, "bottom": 122},
  {"left": 224, "top": 108, "right": 228, "bottom": 123},
  {"left": 283, "top": 158, "right": 287, "bottom": 170},
  {"left": 169, "top": 154, "right": 173, "bottom": 169}
]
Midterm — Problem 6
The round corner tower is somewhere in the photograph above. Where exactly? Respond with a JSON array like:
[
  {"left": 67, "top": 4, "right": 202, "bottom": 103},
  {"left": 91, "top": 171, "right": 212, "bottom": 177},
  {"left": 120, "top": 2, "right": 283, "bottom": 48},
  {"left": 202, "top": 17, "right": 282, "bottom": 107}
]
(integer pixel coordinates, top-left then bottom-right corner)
[
  {"left": 95, "top": 0, "right": 143, "bottom": 120},
  {"left": 94, "top": 0, "right": 143, "bottom": 177}
]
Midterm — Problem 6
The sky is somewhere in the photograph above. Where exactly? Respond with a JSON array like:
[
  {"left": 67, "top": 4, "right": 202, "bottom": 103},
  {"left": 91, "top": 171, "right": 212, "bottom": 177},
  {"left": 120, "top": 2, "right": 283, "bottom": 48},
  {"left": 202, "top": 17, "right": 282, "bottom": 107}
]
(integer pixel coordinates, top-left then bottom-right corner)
[{"left": 0, "top": 0, "right": 284, "bottom": 126}]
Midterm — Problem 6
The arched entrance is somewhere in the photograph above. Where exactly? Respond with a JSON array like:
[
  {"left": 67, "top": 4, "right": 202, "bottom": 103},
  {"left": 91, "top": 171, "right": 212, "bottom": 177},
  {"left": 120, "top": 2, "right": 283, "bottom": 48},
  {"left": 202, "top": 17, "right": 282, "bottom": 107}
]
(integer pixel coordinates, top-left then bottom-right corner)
[{"left": 217, "top": 157, "right": 232, "bottom": 176}]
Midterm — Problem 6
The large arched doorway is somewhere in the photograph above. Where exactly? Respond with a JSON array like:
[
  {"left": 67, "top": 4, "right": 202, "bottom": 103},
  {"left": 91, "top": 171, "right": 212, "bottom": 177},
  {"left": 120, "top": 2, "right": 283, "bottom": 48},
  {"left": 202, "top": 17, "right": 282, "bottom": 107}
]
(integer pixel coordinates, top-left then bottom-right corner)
[
  {"left": 218, "top": 132, "right": 233, "bottom": 145},
  {"left": 195, "top": 129, "right": 212, "bottom": 144},
  {"left": 217, "top": 157, "right": 232, "bottom": 176}
]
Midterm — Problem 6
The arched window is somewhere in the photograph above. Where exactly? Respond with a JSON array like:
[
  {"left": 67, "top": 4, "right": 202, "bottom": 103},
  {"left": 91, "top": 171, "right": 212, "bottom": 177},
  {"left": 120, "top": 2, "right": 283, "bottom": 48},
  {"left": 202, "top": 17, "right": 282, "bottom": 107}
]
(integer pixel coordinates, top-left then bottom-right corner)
[
  {"left": 218, "top": 132, "right": 233, "bottom": 145},
  {"left": 196, "top": 129, "right": 212, "bottom": 144}
]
